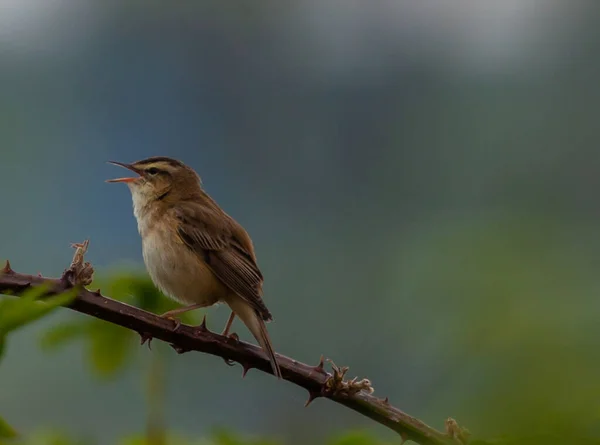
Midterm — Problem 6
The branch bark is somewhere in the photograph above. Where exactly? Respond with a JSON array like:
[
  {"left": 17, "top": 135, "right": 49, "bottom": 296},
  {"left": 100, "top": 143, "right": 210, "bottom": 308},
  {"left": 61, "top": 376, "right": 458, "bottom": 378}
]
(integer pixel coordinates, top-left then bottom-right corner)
[{"left": 0, "top": 244, "right": 466, "bottom": 445}]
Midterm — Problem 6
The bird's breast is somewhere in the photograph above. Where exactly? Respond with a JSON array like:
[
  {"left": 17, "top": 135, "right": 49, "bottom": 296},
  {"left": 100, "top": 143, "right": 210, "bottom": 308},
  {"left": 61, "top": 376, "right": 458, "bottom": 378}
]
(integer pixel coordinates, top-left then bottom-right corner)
[{"left": 141, "top": 228, "right": 226, "bottom": 306}]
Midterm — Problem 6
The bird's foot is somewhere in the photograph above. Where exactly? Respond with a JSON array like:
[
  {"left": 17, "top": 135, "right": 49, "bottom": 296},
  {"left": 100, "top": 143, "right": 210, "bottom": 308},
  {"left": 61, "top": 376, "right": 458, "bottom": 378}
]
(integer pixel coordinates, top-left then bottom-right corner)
[
  {"left": 221, "top": 331, "right": 240, "bottom": 366},
  {"left": 139, "top": 332, "right": 153, "bottom": 349},
  {"left": 221, "top": 330, "right": 239, "bottom": 366},
  {"left": 221, "top": 323, "right": 240, "bottom": 342},
  {"left": 226, "top": 332, "right": 240, "bottom": 343},
  {"left": 159, "top": 312, "right": 182, "bottom": 332}
]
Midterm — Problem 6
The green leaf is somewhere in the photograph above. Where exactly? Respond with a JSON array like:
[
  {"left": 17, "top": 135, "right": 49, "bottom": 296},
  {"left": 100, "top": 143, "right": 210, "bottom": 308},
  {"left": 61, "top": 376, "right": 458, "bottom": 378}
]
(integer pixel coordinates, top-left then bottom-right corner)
[
  {"left": 0, "top": 416, "right": 17, "bottom": 439},
  {"left": 117, "top": 437, "right": 148, "bottom": 445},
  {"left": 0, "top": 287, "right": 77, "bottom": 335},
  {"left": 13, "top": 429, "right": 91, "bottom": 445},
  {"left": 212, "top": 430, "right": 243, "bottom": 445},
  {"left": 118, "top": 433, "right": 206, "bottom": 445},
  {"left": 210, "top": 429, "right": 279, "bottom": 445},
  {"left": 86, "top": 320, "right": 134, "bottom": 378},
  {"left": 39, "top": 321, "right": 89, "bottom": 351},
  {"left": 328, "top": 431, "right": 382, "bottom": 445}
]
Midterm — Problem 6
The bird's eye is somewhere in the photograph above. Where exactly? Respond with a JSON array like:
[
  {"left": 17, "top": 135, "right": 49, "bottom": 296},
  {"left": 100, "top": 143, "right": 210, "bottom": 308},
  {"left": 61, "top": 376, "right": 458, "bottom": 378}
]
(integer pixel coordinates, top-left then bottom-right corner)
[{"left": 147, "top": 167, "right": 160, "bottom": 175}]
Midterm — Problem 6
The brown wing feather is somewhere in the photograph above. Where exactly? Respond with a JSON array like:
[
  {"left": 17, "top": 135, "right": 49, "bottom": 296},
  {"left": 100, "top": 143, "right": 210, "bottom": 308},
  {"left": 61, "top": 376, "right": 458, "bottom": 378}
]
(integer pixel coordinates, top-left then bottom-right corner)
[{"left": 173, "top": 203, "right": 272, "bottom": 321}]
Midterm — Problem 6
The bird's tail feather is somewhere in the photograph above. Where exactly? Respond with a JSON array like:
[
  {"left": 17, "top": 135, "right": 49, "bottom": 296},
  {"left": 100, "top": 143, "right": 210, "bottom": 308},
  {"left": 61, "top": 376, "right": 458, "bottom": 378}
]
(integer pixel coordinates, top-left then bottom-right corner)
[{"left": 226, "top": 297, "right": 282, "bottom": 379}]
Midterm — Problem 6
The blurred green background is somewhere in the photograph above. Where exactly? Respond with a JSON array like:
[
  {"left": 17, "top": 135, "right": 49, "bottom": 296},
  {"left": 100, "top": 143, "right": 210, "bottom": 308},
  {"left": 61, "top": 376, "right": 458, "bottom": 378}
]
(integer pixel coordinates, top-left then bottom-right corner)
[{"left": 2, "top": 1, "right": 600, "bottom": 444}]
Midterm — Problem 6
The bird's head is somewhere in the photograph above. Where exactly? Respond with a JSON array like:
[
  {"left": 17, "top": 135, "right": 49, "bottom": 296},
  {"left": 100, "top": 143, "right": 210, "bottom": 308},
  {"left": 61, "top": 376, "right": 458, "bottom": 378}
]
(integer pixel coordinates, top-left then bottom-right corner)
[{"left": 106, "top": 156, "right": 202, "bottom": 204}]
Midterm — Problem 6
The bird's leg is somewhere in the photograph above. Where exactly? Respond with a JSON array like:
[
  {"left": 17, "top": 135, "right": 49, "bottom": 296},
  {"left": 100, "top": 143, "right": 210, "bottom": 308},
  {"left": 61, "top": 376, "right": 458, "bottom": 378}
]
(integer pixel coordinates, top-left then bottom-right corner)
[
  {"left": 222, "top": 311, "right": 239, "bottom": 367},
  {"left": 221, "top": 311, "right": 237, "bottom": 338},
  {"left": 159, "top": 303, "right": 208, "bottom": 332}
]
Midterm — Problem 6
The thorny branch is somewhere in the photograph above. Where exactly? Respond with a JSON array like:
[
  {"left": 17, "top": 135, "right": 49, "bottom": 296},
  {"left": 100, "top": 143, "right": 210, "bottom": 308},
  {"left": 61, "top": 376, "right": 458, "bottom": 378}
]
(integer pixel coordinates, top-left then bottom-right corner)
[{"left": 0, "top": 242, "right": 468, "bottom": 445}]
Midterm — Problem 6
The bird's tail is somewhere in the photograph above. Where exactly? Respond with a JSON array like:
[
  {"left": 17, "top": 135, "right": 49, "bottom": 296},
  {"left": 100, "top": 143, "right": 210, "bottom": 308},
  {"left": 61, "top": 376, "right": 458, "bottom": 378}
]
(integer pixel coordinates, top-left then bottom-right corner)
[{"left": 226, "top": 297, "right": 282, "bottom": 379}]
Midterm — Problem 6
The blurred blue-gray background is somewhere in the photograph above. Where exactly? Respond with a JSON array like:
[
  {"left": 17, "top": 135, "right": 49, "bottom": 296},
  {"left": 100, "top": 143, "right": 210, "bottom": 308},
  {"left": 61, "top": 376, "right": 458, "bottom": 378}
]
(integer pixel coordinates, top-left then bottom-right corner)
[{"left": 2, "top": 1, "right": 600, "bottom": 444}]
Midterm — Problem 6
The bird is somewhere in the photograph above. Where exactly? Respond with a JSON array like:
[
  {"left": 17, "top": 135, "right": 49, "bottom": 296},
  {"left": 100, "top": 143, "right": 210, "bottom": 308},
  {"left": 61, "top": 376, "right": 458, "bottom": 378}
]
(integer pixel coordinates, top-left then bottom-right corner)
[{"left": 106, "top": 156, "right": 282, "bottom": 378}]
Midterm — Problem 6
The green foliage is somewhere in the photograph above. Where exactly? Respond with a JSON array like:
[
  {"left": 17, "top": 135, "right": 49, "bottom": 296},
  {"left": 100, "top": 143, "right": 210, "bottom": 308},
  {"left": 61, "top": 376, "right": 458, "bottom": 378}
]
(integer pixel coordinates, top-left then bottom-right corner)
[
  {"left": 39, "top": 321, "right": 89, "bottom": 350},
  {"left": 117, "top": 433, "right": 207, "bottom": 445},
  {"left": 0, "top": 416, "right": 17, "bottom": 440},
  {"left": 0, "top": 286, "right": 77, "bottom": 440},
  {"left": 470, "top": 436, "right": 600, "bottom": 445},
  {"left": 113, "top": 430, "right": 398, "bottom": 445},
  {"left": 0, "top": 429, "right": 92, "bottom": 445},
  {"left": 87, "top": 319, "right": 135, "bottom": 377},
  {"left": 40, "top": 318, "right": 134, "bottom": 379},
  {"left": 38, "top": 272, "right": 199, "bottom": 379},
  {"left": 327, "top": 431, "right": 387, "bottom": 445},
  {"left": 115, "top": 429, "right": 385, "bottom": 445},
  {"left": 209, "top": 429, "right": 279, "bottom": 445},
  {"left": 0, "top": 285, "right": 76, "bottom": 342},
  {"left": 6, "top": 429, "right": 274, "bottom": 445},
  {"left": 113, "top": 430, "right": 282, "bottom": 445}
]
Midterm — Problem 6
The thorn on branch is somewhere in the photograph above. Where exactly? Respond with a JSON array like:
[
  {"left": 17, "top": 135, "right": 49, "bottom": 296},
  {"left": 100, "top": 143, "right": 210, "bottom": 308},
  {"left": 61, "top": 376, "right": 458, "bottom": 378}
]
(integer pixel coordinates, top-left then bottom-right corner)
[
  {"left": 241, "top": 363, "right": 253, "bottom": 378},
  {"left": 312, "top": 354, "right": 326, "bottom": 374},
  {"left": 2, "top": 260, "right": 13, "bottom": 274},
  {"left": 170, "top": 343, "right": 191, "bottom": 354},
  {"left": 400, "top": 432, "right": 408, "bottom": 445},
  {"left": 304, "top": 389, "right": 322, "bottom": 407},
  {"left": 197, "top": 315, "right": 208, "bottom": 332},
  {"left": 445, "top": 417, "right": 471, "bottom": 444},
  {"left": 139, "top": 332, "right": 153, "bottom": 349},
  {"left": 383, "top": 396, "right": 389, "bottom": 404},
  {"left": 323, "top": 359, "right": 374, "bottom": 398}
]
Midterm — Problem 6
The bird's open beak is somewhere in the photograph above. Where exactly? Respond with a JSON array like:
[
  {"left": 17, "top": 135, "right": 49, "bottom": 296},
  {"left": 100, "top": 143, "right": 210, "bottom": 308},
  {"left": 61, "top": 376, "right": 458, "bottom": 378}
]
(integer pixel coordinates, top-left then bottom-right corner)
[{"left": 106, "top": 161, "right": 143, "bottom": 183}]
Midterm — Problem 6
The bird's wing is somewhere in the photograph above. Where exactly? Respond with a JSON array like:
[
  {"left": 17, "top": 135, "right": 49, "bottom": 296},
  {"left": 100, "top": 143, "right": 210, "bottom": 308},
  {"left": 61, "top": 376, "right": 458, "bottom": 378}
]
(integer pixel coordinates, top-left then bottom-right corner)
[{"left": 173, "top": 203, "right": 272, "bottom": 321}]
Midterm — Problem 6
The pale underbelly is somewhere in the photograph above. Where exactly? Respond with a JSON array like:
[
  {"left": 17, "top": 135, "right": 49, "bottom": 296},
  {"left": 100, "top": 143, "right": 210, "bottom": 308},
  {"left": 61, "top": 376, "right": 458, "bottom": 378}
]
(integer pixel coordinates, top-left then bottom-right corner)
[{"left": 142, "top": 237, "right": 226, "bottom": 306}]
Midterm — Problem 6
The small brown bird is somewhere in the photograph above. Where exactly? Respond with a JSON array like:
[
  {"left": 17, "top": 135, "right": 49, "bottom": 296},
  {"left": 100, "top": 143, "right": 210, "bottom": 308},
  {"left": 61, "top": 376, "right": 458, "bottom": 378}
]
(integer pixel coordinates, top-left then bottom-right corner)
[{"left": 107, "top": 156, "right": 281, "bottom": 378}]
